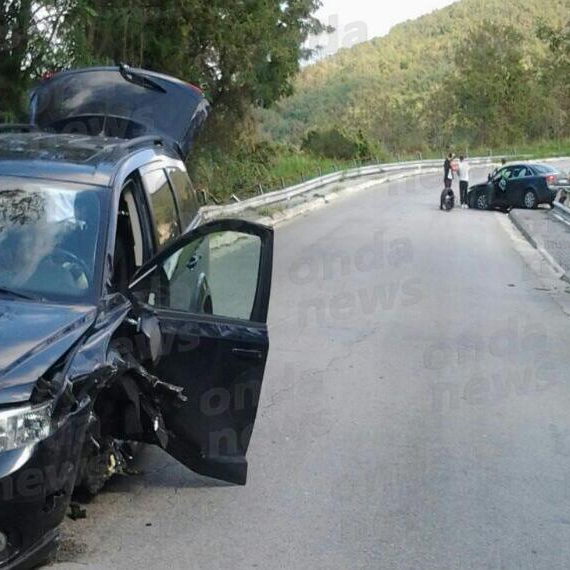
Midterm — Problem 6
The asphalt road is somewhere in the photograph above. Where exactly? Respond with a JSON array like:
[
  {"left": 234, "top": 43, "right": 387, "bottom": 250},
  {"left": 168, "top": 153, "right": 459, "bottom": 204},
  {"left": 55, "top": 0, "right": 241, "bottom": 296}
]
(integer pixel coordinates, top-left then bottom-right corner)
[{"left": 55, "top": 164, "right": 570, "bottom": 570}]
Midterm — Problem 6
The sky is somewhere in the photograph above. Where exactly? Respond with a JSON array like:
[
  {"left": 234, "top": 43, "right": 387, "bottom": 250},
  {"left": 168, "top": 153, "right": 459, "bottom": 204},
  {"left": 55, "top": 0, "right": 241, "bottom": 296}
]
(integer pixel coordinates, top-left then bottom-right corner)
[{"left": 307, "top": 0, "right": 457, "bottom": 60}]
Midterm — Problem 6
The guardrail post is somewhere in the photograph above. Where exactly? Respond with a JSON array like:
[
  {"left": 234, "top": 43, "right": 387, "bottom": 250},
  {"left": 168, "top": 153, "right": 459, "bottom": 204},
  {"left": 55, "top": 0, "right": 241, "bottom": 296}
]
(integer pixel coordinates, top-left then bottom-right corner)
[{"left": 258, "top": 183, "right": 264, "bottom": 195}]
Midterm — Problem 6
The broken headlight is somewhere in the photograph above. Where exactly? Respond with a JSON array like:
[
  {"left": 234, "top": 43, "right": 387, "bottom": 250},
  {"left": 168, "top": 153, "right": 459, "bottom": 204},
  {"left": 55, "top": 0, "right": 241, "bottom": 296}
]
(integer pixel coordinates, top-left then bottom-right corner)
[{"left": 0, "top": 402, "right": 53, "bottom": 453}]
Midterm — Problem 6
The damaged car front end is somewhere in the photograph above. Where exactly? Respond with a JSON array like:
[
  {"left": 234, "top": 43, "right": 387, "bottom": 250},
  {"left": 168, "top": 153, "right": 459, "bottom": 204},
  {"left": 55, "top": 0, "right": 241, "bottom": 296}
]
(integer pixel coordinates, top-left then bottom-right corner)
[
  {"left": 0, "top": 291, "right": 195, "bottom": 569},
  {"left": 0, "top": 399, "right": 90, "bottom": 568},
  {"left": 0, "top": 67, "right": 274, "bottom": 570}
]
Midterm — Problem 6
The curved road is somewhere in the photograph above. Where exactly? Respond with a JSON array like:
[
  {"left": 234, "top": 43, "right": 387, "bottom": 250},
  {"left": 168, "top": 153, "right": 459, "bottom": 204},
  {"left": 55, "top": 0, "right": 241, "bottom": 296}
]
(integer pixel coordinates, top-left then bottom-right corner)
[{"left": 56, "top": 165, "right": 570, "bottom": 570}]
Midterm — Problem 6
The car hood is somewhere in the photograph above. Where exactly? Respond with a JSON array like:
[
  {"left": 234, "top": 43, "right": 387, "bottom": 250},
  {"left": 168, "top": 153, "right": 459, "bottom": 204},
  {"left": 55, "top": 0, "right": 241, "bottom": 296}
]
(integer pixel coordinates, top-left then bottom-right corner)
[
  {"left": 468, "top": 182, "right": 489, "bottom": 193},
  {"left": 0, "top": 299, "right": 97, "bottom": 405},
  {"left": 30, "top": 66, "right": 209, "bottom": 160}
]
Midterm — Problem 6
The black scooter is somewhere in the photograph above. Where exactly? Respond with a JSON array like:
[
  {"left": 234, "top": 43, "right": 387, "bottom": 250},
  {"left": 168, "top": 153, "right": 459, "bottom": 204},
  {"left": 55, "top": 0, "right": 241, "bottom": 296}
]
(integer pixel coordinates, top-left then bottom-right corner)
[{"left": 440, "top": 188, "right": 455, "bottom": 211}]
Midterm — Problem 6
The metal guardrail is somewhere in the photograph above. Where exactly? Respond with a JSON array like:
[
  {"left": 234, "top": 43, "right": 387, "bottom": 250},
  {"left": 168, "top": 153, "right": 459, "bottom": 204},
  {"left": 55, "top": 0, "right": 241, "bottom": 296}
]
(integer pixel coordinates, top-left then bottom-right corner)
[
  {"left": 552, "top": 201, "right": 570, "bottom": 222},
  {"left": 199, "top": 155, "right": 513, "bottom": 222}
]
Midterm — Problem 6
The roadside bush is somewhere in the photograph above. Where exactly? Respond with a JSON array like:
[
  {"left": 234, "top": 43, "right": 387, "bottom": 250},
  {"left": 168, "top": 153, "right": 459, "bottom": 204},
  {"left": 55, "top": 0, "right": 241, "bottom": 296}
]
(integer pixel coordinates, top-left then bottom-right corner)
[
  {"left": 301, "top": 128, "right": 387, "bottom": 162},
  {"left": 302, "top": 128, "right": 360, "bottom": 160},
  {"left": 188, "top": 140, "right": 345, "bottom": 204}
]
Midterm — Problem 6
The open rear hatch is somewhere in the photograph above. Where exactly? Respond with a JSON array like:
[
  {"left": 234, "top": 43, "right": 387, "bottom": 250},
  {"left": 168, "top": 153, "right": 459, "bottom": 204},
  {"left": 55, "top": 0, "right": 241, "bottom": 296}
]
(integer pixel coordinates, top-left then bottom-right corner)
[{"left": 30, "top": 66, "right": 209, "bottom": 159}]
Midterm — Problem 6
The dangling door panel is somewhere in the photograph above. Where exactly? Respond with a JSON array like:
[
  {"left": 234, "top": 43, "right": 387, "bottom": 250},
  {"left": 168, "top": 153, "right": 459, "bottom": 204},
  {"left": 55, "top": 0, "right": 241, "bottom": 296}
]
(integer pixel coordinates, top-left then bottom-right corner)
[{"left": 129, "top": 219, "right": 273, "bottom": 485}]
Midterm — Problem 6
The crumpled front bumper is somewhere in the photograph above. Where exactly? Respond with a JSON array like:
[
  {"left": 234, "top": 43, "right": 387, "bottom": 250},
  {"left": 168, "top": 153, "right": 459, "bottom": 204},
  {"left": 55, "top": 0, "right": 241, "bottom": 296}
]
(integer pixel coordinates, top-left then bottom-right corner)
[{"left": 0, "top": 400, "right": 90, "bottom": 570}]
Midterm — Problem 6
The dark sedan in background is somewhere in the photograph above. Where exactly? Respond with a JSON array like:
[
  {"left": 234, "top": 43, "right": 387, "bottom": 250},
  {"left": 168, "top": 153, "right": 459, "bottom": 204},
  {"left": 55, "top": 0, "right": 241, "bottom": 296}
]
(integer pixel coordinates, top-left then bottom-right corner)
[{"left": 468, "top": 162, "right": 570, "bottom": 210}]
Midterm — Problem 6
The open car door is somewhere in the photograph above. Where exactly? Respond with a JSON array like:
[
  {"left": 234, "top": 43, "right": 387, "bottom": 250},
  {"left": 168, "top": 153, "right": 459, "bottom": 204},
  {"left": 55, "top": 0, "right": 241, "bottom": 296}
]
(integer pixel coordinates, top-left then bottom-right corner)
[{"left": 129, "top": 220, "right": 273, "bottom": 485}]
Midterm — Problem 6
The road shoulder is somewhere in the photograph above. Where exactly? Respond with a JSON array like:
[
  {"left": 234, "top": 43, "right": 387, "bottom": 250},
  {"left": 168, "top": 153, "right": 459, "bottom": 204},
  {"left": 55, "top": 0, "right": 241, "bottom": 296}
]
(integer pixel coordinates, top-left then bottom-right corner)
[
  {"left": 509, "top": 207, "right": 570, "bottom": 279},
  {"left": 501, "top": 208, "right": 570, "bottom": 317}
]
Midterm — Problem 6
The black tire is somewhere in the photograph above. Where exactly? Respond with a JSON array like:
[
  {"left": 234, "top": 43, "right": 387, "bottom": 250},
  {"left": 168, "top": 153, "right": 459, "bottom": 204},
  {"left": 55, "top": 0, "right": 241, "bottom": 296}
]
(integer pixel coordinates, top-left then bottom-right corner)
[
  {"left": 475, "top": 193, "right": 489, "bottom": 210},
  {"left": 523, "top": 189, "right": 537, "bottom": 209}
]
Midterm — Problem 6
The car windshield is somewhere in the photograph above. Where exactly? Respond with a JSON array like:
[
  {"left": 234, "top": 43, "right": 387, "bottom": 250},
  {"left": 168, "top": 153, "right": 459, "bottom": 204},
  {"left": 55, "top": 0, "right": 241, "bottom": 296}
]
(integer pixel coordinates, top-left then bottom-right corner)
[{"left": 0, "top": 178, "right": 106, "bottom": 303}]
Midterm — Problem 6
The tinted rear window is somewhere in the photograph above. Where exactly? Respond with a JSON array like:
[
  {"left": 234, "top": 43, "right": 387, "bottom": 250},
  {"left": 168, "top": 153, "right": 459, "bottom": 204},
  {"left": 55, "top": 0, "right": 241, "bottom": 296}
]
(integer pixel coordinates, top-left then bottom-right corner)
[{"left": 533, "top": 164, "right": 560, "bottom": 175}]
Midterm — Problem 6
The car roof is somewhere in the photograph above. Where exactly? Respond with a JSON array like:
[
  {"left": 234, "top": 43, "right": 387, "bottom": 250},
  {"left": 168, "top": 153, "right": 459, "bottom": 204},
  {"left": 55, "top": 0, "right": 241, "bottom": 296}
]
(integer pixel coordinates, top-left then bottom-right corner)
[
  {"left": 530, "top": 162, "right": 559, "bottom": 171},
  {"left": 498, "top": 162, "right": 538, "bottom": 171},
  {"left": 0, "top": 131, "right": 174, "bottom": 187}
]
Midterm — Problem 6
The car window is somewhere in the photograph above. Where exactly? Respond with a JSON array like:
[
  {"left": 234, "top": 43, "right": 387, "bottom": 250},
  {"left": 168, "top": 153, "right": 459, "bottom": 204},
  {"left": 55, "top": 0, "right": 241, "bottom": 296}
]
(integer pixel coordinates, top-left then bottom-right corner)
[
  {"left": 112, "top": 179, "right": 149, "bottom": 294},
  {"left": 533, "top": 164, "right": 560, "bottom": 175},
  {"left": 493, "top": 167, "right": 508, "bottom": 181},
  {"left": 132, "top": 231, "right": 263, "bottom": 321},
  {"left": 0, "top": 179, "right": 105, "bottom": 302},
  {"left": 143, "top": 169, "right": 181, "bottom": 247},
  {"left": 167, "top": 168, "right": 199, "bottom": 231},
  {"left": 513, "top": 166, "right": 529, "bottom": 178}
]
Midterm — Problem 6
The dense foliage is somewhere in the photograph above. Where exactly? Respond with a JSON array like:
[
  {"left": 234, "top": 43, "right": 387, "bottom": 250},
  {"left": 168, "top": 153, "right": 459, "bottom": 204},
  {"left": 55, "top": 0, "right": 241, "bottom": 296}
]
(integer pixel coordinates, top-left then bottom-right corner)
[
  {"left": 259, "top": 0, "right": 570, "bottom": 153},
  {"left": 1, "top": 1, "right": 325, "bottom": 128},
  {"left": 301, "top": 128, "right": 379, "bottom": 160},
  {"left": 0, "top": 0, "right": 73, "bottom": 119},
  {"left": 63, "top": 1, "right": 325, "bottom": 120}
]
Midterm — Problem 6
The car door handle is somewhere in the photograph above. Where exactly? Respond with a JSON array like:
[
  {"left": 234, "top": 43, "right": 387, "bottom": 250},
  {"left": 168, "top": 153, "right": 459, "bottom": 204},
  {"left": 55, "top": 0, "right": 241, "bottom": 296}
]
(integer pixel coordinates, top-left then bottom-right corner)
[
  {"left": 187, "top": 255, "right": 200, "bottom": 270},
  {"left": 232, "top": 348, "right": 264, "bottom": 361}
]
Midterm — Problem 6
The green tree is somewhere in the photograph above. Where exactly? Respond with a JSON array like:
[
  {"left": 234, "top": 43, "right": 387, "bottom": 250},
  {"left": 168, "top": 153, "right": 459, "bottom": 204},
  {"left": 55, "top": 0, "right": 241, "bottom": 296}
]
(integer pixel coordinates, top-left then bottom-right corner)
[
  {"left": 0, "top": 0, "right": 71, "bottom": 119},
  {"left": 62, "top": 0, "right": 326, "bottom": 115},
  {"left": 537, "top": 19, "right": 570, "bottom": 136},
  {"left": 449, "top": 23, "right": 537, "bottom": 146},
  {"left": 302, "top": 128, "right": 360, "bottom": 160}
]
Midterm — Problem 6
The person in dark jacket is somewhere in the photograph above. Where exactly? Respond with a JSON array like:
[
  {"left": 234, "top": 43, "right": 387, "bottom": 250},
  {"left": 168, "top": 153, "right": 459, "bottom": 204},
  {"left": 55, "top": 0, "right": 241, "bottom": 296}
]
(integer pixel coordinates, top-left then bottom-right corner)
[{"left": 444, "top": 153, "right": 454, "bottom": 189}]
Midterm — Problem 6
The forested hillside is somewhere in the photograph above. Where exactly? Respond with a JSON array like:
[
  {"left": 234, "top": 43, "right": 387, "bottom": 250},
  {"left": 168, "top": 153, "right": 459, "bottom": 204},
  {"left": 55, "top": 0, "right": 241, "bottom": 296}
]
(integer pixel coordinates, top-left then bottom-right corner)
[{"left": 259, "top": 0, "right": 570, "bottom": 153}]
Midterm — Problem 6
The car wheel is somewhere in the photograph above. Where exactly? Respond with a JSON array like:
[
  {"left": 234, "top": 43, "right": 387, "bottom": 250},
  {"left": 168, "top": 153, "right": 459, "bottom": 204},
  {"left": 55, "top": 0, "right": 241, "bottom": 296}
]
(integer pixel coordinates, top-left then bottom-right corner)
[
  {"left": 476, "top": 193, "right": 489, "bottom": 210},
  {"left": 523, "top": 190, "right": 537, "bottom": 209}
]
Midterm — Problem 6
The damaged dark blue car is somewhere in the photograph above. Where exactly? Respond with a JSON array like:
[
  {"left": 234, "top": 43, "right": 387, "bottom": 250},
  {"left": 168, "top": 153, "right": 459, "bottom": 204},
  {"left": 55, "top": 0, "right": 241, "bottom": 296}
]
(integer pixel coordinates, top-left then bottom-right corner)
[{"left": 0, "top": 67, "right": 273, "bottom": 569}]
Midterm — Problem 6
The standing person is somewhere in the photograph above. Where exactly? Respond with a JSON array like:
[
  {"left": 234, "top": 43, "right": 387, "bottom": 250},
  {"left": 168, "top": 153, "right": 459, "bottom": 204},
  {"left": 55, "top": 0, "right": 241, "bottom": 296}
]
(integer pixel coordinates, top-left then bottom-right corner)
[
  {"left": 458, "top": 155, "right": 470, "bottom": 208},
  {"left": 443, "top": 152, "right": 454, "bottom": 189}
]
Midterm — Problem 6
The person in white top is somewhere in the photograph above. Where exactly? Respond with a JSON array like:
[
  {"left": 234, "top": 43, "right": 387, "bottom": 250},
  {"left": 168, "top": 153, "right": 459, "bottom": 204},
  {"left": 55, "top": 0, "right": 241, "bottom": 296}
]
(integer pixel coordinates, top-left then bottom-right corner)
[{"left": 458, "top": 155, "right": 470, "bottom": 209}]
